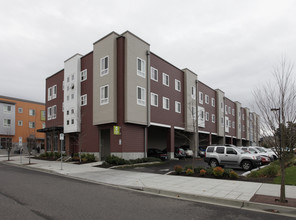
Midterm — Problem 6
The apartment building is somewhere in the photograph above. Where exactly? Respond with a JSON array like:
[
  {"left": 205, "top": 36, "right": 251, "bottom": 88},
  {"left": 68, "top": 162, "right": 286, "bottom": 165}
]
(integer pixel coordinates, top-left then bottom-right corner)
[
  {"left": 0, "top": 95, "right": 45, "bottom": 152},
  {"left": 40, "top": 31, "right": 260, "bottom": 160}
]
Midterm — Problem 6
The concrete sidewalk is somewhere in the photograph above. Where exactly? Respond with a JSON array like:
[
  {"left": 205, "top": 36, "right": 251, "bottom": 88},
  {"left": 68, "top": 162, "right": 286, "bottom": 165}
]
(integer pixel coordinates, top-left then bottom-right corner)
[{"left": 1, "top": 155, "right": 296, "bottom": 217}]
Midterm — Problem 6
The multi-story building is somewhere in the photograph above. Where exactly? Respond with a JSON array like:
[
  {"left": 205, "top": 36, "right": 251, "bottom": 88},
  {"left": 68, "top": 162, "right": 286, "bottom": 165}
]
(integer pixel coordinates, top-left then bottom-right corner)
[
  {"left": 0, "top": 95, "right": 45, "bottom": 152},
  {"left": 40, "top": 31, "right": 260, "bottom": 160}
]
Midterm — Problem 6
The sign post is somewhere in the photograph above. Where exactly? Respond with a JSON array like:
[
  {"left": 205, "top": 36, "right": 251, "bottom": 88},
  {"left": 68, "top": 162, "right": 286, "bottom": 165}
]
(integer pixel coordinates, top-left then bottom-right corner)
[{"left": 60, "top": 133, "right": 64, "bottom": 170}]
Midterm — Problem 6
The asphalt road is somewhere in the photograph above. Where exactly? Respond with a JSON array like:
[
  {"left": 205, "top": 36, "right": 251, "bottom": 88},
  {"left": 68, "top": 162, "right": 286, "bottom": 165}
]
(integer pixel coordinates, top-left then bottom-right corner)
[
  {"left": 0, "top": 163, "right": 292, "bottom": 220},
  {"left": 117, "top": 158, "right": 246, "bottom": 175}
]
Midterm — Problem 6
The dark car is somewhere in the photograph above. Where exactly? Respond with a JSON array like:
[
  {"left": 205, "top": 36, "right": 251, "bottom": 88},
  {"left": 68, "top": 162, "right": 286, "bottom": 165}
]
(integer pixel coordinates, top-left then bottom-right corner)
[
  {"left": 198, "top": 146, "right": 207, "bottom": 157},
  {"left": 147, "top": 148, "right": 168, "bottom": 161},
  {"left": 174, "top": 147, "right": 186, "bottom": 159}
]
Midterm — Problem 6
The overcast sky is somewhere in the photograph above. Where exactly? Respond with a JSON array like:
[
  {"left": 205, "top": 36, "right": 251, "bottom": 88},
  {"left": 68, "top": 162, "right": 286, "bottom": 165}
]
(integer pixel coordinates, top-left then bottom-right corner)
[{"left": 1, "top": 0, "right": 296, "bottom": 111}]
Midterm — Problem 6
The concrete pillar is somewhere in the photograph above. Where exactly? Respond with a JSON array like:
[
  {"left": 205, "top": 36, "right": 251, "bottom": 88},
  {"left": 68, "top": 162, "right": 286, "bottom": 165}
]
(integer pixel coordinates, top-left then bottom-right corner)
[
  {"left": 167, "top": 127, "right": 175, "bottom": 159},
  {"left": 209, "top": 133, "right": 212, "bottom": 146}
]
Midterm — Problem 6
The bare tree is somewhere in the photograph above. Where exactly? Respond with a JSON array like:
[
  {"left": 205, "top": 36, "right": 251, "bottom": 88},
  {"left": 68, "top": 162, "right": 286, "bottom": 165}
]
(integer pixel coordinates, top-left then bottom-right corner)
[{"left": 253, "top": 57, "right": 296, "bottom": 203}]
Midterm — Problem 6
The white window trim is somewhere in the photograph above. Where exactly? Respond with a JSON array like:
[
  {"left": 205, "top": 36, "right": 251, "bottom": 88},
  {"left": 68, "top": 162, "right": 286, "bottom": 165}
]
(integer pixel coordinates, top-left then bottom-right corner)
[
  {"left": 151, "top": 92, "right": 158, "bottom": 107},
  {"left": 206, "top": 112, "right": 209, "bottom": 121},
  {"left": 81, "top": 69, "right": 87, "bottom": 82},
  {"left": 175, "top": 101, "right": 181, "bottom": 113},
  {"left": 137, "top": 57, "right": 146, "bottom": 78},
  {"left": 211, "top": 98, "right": 215, "bottom": 107},
  {"left": 52, "top": 85, "right": 57, "bottom": 99},
  {"left": 52, "top": 105, "right": 57, "bottom": 119},
  {"left": 151, "top": 67, "right": 158, "bottom": 82},
  {"left": 18, "top": 107, "right": 23, "bottom": 113},
  {"left": 4, "top": 119, "right": 11, "bottom": 127},
  {"left": 81, "top": 94, "right": 87, "bottom": 106},
  {"left": 199, "top": 92, "right": 203, "bottom": 104},
  {"left": 137, "top": 86, "right": 146, "bottom": 106},
  {"left": 100, "top": 56, "right": 109, "bottom": 76},
  {"left": 175, "top": 79, "right": 181, "bottom": 92},
  {"left": 162, "top": 73, "right": 169, "bottom": 87},
  {"left": 18, "top": 120, "right": 23, "bottom": 126},
  {"left": 163, "top": 97, "right": 170, "bottom": 110},
  {"left": 29, "top": 121, "right": 35, "bottom": 128},
  {"left": 212, "top": 114, "right": 215, "bottom": 123},
  {"left": 100, "top": 85, "right": 109, "bottom": 105}
]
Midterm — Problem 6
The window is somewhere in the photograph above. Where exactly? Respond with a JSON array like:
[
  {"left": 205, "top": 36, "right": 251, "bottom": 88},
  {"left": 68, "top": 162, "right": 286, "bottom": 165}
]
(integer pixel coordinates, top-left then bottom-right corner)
[
  {"left": 206, "top": 112, "right": 209, "bottom": 121},
  {"left": 227, "top": 148, "right": 237, "bottom": 155},
  {"left": 18, "top": 120, "right": 23, "bottom": 126},
  {"left": 67, "top": 95, "right": 69, "bottom": 101},
  {"left": 228, "top": 106, "right": 231, "bottom": 114},
  {"left": 162, "top": 73, "right": 169, "bottom": 86},
  {"left": 67, "top": 77, "right": 70, "bottom": 83},
  {"left": 137, "top": 86, "right": 146, "bottom": 106},
  {"left": 81, "top": 69, "right": 87, "bottom": 82},
  {"left": 29, "top": 109, "right": 35, "bottom": 116},
  {"left": 71, "top": 94, "right": 74, "bottom": 100},
  {"left": 221, "top": 102, "right": 224, "bottom": 112},
  {"left": 211, "top": 98, "right": 215, "bottom": 107},
  {"left": 232, "top": 121, "right": 235, "bottom": 128},
  {"left": 232, "top": 109, "right": 235, "bottom": 116},
  {"left": 212, "top": 114, "right": 215, "bottom": 123},
  {"left": 4, "top": 119, "right": 11, "bottom": 127},
  {"left": 41, "top": 110, "right": 46, "bottom": 121},
  {"left": 192, "top": 106, "right": 196, "bottom": 119},
  {"left": 71, "top": 108, "right": 74, "bottom": 114},
  {"left": 205, "top": 95, "right": 209, "bottom": 104},
  {"left": 151, "top": 93, "right": 158, "bottom": 107},
  {"left": 100, "top": 56, "right": 109, "bottom": 76},
  {"left": 100, "top": 85, "right": 109, "bottom": 105},
  {"left": 225, "top": 105, "right": 228, "bottom": 114},
  {"left": 71, "top": 74, "right": 74, "bottom": 81},
  {"left": 53, "top": 85, "right": 57, "bottom": 99},
  {"left": 47, "top": 107, "right": 52, "bottom": 120},
  {"left": 192, "top": 86, "right": 196, "bottom": 99},
  {"left": 221, "top": 117, "right": 224, "bottom": 126},
  {"left": 48, "top": 87, "right": 52, "bottom": 101},
  {"left": 29, "top": 122, "right": 35, "bottom": 128},
  {"left": 198, "top": 107, "right": 205, "bottom": 127},
  {"left": 199, "top": 92, "right": 203, "bottom": 104},
  {"left": 137, "top": 57, "right": 145, "bottom": 78},
  {"left": 151, "top": 67, "right": 158, "bottom": 81},
  {"left": 81, "top": 94, "right": 87, "bottom": 106},
  {"left": 18, "top": 108, "right": 23, "bottom": 113},
  {"left": 3, "top": 105, "right": 12, "bottom": 113},
  {"left": 216, "top": 147, "right": 225, "bottom": 154},
  {"left": 52, "top": 106, "right": 57, "bottom": 119},
  {"left": 163, "top": 97, "right": 169, "bottom": 110},
  {"left": 71, "top": 119, "right": 74, "bottom": 125},
  {"left": 175, "top": 79, "right": 181, "bottom": 92},
  {"left": 175, "top": 101, "right": 181, "bottom": 113}
]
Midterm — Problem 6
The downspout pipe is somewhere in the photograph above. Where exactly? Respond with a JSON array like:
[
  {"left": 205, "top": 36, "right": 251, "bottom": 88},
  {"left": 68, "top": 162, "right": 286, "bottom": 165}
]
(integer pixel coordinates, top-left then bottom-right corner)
[{"left": 145, "top": 50, "right": 151, "bottom": 158}]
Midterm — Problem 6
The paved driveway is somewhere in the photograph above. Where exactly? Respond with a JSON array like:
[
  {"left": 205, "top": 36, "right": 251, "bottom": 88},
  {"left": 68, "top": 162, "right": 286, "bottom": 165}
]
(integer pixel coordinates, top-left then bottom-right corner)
[{"left": 116, "top": 158, "right": 246, "bottom": 175}]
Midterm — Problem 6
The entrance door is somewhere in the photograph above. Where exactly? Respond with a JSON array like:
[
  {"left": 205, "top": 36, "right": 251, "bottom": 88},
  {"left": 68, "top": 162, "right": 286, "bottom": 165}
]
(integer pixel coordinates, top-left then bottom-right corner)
[{"left": 100, "top": 129, "right": 110, "bottom": 160}]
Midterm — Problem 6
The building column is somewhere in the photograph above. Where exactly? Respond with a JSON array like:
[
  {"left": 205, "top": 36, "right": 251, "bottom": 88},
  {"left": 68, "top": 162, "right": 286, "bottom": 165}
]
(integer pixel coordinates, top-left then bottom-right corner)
[
  {"left": 209, "top": 133, "right": 212, "bottom": 146},
  {"left": 65, "top": 134, "right": 70, "bottom": 156},
  {"left": 167, "top": 127, "right": 174, "bottom": 159}
]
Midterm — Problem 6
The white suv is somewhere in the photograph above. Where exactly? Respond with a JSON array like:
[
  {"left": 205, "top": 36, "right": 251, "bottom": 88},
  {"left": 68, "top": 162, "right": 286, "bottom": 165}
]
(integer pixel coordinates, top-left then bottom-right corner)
[{"left": 204, "top": 145, "right": 261, "bottom": 171}]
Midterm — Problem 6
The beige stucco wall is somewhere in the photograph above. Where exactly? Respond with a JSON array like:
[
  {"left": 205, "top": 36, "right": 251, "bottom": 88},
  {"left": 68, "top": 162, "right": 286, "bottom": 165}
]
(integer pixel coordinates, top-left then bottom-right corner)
[
  {"left": 245, "top": 108, "right": 250, "bottom": 140},
  {"left": 122, "top": 31, "right": 150, "bottom": 125},
  {"left": 235, "top": 101, "right": 242, "bottom": 139},
  {"left": 183, "top": 69, "right": 198, "bottom": 132},
  {"left": 216, "top": 89, "right": 225, "bottom": 137},
  {"left": 93, "top": 32, "right": 119, "bottom": 125}
]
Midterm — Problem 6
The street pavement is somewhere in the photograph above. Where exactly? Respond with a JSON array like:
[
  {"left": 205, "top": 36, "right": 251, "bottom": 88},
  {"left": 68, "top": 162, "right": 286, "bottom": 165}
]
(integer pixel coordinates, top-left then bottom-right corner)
[{"left": 1, "top": 155, "right": 296, "bottom": 217}]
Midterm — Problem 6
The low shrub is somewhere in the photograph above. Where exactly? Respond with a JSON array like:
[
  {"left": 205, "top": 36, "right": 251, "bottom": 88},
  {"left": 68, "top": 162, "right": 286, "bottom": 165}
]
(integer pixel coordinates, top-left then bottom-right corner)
[
  {"left": 194, "top": 166, "right": 204, "bottom": 174},
  {"left": 184, "top": 165, "right": 193, "bottom": 170},
  {"left": 174, "top": 165, "right": 183, "bottom": 174},
  {"left": 86, "top": 154, "right": 96, "bottom": 162},
  {"left": 229, "top": 171, "right": 239, "bottom": 179},
  {"left": 186, "top": 168, "right": 194, "bottom": 176},
  {"left": 200, "top": 169, "right": 206, "bottom": 176},
  {"left": 248, "top": 170, "right": 260, "bottom": 178},
  {"left": 213, "top": 167, "right": 224, "bottom": 178},
  {"left": 205, "top": 167, "right": 213, "bottom": 176},
  {"left": 223, "top": 169, "right": 232, "bottom": 178},
  {"left": 262, "top": 164, "right": 279, "bottom": 177}
]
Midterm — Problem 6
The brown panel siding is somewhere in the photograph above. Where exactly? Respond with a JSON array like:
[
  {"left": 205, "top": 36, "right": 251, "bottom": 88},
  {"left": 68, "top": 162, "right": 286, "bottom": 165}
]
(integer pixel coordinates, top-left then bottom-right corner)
[
  {"left": 198, "top": 81, "right": 217, "bottom": 134},
  {"left": 150, "top": 53, "right": 184, "bottom": 128},
  {"left": 46, "top": 70, "right": 64, "bottom": 128}
]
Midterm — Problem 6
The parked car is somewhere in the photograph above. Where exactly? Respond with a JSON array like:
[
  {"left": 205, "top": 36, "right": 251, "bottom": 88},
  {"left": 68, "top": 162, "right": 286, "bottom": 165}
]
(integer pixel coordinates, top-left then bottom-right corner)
[
  {"left": 147, "top": 148, "right": 168, "bottom": 161},
  {"left": 174, "top": 147, "right": 186, "bottom": 159},
  {"left": 254, "top": 146, "right": 278, "bottom": 160},
  {"left": 238, "top": 146, "right": 272, "bottom": 161},
  {"left": 179, "top": 145, "right": 193, "bottom": 158},
  {"left": 204, "top": 145, "right": 261, "bottom": 171},
  {"left": 198, "top": 146, "right": 207, "bottom": 157}
]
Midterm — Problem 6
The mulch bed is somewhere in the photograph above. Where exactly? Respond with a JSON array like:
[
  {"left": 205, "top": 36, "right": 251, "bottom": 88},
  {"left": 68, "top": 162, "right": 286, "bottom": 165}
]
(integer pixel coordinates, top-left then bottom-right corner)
[{"left": 250, "top": 194, "right": 296, "bottom": 208}]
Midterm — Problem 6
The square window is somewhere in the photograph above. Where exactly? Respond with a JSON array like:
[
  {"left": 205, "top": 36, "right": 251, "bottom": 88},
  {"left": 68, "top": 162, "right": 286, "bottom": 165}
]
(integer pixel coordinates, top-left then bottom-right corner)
[
  {"left": 175, "top": 101, "right": 181, "bottom": 113},
  {"left": 18, "top": 120, "right": 23, "bottom": 126},
  {"left": 137, "top": 86, "right": 146, "bottom": 106},
  {"left": 151, "top": 93, "right": 158, "bottom": 107},
  {"left": 100, "top": 85, "right": 109, "bottom": 105},
  {"left": 175, "top": 79, "right": 181, "bottom": 92},
  {"left": 18, "top": 107, "right": 23, "bottom": 113},
  {"left": 29, "top": 122, "right": 35, "bottom": 128},
  {"left": 162, "top": 73, "right": 169, "bottom": 87},
  {"left": 137, "top": 58, "right": 145, "bottom": 78},
  {"left": 4, "top": 119, "right": 11, "bottom": 127},
  {"left": 151, "top": 67, "right": 158, "bottom": 81},
  {"left": 100, "top": 56, "right": 109, "bottom": 76},
  {"left": 29, "top": 109, "right": 35, "bottom": 116},
  {"left": 163, "top": 97, "right": 170, "bottom": 110}
]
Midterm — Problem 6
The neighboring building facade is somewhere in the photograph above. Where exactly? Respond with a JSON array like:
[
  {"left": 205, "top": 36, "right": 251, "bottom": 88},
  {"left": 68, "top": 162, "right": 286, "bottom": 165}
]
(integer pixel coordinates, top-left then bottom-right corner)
[
  {"left": 40, "top": 31, "right": 260, "bottom": 160},
  {"left": 0, "top": 95, "right": 45, "bottom": 152}
]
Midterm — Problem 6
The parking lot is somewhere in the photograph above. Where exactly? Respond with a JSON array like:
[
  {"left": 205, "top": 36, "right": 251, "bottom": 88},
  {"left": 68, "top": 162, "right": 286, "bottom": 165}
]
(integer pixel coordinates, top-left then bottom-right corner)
[{"left": 116, "top": 158, "right": 247, "bottom": 176}]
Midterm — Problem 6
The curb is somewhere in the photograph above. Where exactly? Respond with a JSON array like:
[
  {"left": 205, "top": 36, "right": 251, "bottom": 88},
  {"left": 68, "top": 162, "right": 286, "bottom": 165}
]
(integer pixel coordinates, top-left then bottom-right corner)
[{"left": 141, "top": 187, "right": 296, "bottom": 217}]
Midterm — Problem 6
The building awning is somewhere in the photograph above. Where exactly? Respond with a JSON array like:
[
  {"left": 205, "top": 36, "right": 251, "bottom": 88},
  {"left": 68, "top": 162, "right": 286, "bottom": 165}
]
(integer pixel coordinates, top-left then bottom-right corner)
[{"left": 37, "top": 126, "right": 64, "bottom": 133}]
